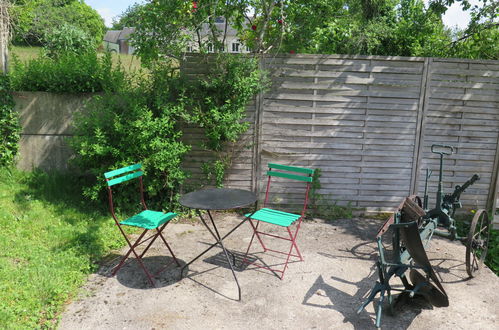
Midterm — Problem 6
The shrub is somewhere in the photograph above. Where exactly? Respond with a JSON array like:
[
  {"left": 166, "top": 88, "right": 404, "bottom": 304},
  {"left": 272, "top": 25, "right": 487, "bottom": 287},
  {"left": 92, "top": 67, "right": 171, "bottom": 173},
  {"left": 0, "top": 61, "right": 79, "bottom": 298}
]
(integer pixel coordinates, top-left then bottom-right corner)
[
  {"left": 70, "top": 71, "right": 190, "bottom": 211},
  {"left": 486, "top": 228, "right": 498, "bottom": 275},
  {"left": 43, "top": 24, "right": 95, "bottom": 58},
  {"left": 10, "top": 52, "right": 125, "bottom": 93},
  {"left": 0, "top": 75, "right": 21, "bottom": 166}
]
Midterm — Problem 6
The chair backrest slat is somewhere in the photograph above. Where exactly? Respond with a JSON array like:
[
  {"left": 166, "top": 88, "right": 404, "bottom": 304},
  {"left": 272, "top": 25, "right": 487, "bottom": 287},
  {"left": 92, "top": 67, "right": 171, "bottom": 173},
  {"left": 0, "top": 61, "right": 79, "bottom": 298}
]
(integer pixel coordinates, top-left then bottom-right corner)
[
  {"left": 268, "top": 163, "right": 314, "bottom": 175},
  {"left": 107, "top": 171, "right": 143, "bottom": 186},
  {"left": 104, "top": 163, "right": 142, "bottom": 179},
  {"left": 267, "top": 170, "right": 313, "bottom": 182}
]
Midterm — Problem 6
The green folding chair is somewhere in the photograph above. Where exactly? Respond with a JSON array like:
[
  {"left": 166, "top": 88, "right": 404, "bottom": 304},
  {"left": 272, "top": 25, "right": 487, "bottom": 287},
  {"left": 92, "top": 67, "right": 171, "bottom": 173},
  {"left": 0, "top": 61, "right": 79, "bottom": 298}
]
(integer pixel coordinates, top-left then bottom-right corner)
[
  {"left": 104, "top": 163, "right": 180, "bottom": 286},
  {"left": 242, "top": 163, "right": 315, "bottom": 279}
]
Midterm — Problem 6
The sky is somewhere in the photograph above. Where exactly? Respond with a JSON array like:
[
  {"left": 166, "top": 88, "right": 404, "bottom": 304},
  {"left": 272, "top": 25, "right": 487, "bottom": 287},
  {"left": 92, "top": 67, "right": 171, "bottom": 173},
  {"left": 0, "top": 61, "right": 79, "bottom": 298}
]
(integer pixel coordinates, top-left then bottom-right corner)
[{"left": 85, "top": 0, "right": 479, "bottom": 30}]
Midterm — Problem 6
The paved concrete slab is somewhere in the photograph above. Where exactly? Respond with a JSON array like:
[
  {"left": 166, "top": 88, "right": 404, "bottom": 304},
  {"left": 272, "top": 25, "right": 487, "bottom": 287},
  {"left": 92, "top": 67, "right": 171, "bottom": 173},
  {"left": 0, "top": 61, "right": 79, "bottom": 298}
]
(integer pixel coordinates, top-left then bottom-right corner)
[{"left": 59, "top": 215, "right": 498, "bottom": 329}]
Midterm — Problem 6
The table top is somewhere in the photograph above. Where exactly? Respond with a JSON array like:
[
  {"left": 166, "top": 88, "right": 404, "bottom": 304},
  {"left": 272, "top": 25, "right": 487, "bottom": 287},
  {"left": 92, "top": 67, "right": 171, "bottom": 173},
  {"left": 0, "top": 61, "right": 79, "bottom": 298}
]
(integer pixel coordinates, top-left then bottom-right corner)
[{"left": 179, "top": 188, "right": 257, "bottom": 210}]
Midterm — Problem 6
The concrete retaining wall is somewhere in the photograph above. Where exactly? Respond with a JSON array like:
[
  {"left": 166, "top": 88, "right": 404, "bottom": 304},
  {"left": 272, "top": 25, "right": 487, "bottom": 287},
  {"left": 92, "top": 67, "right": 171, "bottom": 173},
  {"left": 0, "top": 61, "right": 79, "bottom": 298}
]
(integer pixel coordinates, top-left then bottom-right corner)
[{"left": 14, "top": 91, "right": 93, "bottom": 171}]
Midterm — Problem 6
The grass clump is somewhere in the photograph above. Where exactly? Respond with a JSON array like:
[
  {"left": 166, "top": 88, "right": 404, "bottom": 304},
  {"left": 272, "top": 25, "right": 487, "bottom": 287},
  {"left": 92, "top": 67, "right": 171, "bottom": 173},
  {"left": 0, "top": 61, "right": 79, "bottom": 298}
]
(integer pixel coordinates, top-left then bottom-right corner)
[
  {"left": 10, "top": 46, "right": 143, "bottom": 74},
  {"left": 10, "top": 51, "right": 126, "bottom": 93},
  {"left": 0, "top": 167, "right": 125, "bottom": 328}
]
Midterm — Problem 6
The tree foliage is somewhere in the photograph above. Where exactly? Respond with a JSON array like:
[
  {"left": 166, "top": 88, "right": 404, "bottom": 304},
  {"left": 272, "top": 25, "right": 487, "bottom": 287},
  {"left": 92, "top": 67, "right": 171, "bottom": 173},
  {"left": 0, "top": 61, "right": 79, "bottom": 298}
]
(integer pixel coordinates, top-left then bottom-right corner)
[
  {"left": 111, "top": 3, "right": 143, "bottom": 30},
  {"left": 10, "top": 0, "right": 105, "bottom": 46},
  {"left": 128, "top": 0, "right": 497, "bottom": 61}
]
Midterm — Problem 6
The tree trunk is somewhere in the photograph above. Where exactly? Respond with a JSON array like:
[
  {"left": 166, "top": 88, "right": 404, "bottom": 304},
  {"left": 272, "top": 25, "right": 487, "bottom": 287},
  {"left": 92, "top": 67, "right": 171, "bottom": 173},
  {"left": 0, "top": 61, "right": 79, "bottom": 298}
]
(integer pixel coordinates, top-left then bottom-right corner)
[{"left": 0, "top": 1, "right": 10, "bottom": 74}]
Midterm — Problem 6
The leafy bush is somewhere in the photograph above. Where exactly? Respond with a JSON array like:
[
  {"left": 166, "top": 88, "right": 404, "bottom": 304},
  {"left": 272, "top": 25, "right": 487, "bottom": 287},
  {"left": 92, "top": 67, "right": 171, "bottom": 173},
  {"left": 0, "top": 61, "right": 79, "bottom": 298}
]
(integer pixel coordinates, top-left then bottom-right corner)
[
  {"left": 70, "top": 70, "right": 190, "bottom": 211},
  {"left": 486, "top": 229, "right": 498, "bottom": 275},
  {"left": 10, "top": 52, "right": 125, "bottom": 93},
  {"left": 43, "top": 24, "right": 95, "bottom": 58},
  {"left": 0, "top": 75, "right": 21, "bottom": 165}
]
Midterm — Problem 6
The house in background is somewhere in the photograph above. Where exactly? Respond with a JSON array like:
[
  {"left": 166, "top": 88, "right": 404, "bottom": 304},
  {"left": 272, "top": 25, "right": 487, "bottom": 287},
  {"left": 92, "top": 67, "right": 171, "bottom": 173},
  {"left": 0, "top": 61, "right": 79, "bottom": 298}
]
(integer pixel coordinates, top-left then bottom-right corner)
[
  {"left": 185, "top": 17, "right": 251, "bottom": 53},
  {"left": 102, "top": 18, "right": 251, "bottom": 55},
  {"left": 103, "top": 27, "right": 136, "bottom": 55}
]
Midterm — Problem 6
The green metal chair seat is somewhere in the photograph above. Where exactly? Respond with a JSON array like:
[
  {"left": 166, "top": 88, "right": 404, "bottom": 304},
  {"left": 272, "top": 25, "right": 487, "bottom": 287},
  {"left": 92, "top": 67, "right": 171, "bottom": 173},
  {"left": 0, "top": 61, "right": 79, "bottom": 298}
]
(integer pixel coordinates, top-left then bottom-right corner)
[
  {"left": 245, "top": 208, "right": 300, "bottom": 227},
  {"left": 120, "top": 210, "right": 177, "bottom": 230}
]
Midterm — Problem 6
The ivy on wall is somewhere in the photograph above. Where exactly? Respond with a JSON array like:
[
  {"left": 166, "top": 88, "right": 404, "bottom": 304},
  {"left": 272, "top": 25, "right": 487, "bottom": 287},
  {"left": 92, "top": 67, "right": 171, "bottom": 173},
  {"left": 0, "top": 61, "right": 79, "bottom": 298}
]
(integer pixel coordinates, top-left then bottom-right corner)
[{"left": 186, "top": 54, "right": 268, "bottom": 187}]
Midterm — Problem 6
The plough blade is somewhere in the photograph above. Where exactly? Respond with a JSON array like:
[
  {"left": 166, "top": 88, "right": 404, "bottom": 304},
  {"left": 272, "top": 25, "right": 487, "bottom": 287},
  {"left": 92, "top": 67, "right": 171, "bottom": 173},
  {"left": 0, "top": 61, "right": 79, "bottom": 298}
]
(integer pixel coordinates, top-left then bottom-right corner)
[
  {"left": 400, "top": 217, "right": 449, "bottom": 307},
  {"left": 409, "top": 269, "right": 448, "bottom": 307}
]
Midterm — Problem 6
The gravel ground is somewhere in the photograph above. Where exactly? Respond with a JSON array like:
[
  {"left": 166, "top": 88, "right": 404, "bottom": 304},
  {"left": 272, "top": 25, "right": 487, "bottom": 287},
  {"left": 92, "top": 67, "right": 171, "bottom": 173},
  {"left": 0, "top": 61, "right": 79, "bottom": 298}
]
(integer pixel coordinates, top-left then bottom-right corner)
[{"left": 59, "top": 215, "right": 498, "bottom": 329}]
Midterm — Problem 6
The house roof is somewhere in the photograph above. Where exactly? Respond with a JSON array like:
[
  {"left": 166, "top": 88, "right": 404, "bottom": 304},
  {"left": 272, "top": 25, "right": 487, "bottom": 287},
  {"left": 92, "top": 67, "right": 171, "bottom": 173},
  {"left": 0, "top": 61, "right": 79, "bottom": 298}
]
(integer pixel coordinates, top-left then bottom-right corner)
[
  {"left": 103, "top": 28, "right": 136, "bottom": 44},
  {"left": 104, "top": 30, "right": 121, "bottom": 43},
  {"left": 199, "top": 22, "right": 238, "bottom": 37},
  {"left": 119, "top": 27, "right": 136, "bottom": 40}
]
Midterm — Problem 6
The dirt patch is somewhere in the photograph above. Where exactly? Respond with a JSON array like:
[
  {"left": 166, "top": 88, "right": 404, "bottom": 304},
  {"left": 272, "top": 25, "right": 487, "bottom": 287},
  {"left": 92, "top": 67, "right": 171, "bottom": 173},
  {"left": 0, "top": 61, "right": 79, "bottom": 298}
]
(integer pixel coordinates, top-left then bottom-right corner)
[{"left": 59, "top": 215, "right": 498, "bottom": 329}]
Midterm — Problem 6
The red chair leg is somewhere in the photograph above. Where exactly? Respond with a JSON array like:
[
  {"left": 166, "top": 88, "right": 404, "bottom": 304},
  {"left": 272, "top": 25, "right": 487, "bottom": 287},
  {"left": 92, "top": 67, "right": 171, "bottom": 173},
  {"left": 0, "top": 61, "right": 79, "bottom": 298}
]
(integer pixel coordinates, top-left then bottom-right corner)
[
  {"left": 279, "top": 227, "right": 300, "bottom": 280},
  {"left": 112, "top": 222, "right": 179, "bottom": 286},
  {"left": 289, "top": 227, "right": 303, "bottom": 261},
  {"left": 112, "top": 228, "right": 148, "bottom": 276},
  {"left": 112, "top": 228, "right": 156, "bottom": 286},
  {"left": 156, "top": 227, "right": 181, "bottom": 267},
  {"left": 242, "top": 220, "right": 269, "bottom": 265},
  {"left": 242, "top": 222, "right": 304, "bottom": 280}
]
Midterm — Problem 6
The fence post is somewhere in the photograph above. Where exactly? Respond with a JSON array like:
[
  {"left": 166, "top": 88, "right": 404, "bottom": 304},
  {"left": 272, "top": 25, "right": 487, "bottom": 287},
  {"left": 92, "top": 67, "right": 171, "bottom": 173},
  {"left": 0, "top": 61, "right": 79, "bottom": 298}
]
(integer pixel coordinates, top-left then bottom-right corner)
[
  {"left": 251, "top": 55, "right": 265, "bottom": 195},
  {"left": 487, "top": 141, "right": 499, "bottom": 212},
  {"left": 410, "top": 57, "right": 432, "bottom": 195}
]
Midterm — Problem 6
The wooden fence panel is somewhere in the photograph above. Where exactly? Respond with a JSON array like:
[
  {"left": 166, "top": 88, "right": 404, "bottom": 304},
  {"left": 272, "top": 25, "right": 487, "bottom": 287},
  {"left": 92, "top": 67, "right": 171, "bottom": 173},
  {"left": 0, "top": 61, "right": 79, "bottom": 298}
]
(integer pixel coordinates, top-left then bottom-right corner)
[
  {"left": 259, "top": 55, "right": 426, "bottom": 210},
  {"left": 416, "top": 59, "right": 499, "bottom": 210},
  {"left": 181, "top": 54, "right": 499, "bottom": 213}
]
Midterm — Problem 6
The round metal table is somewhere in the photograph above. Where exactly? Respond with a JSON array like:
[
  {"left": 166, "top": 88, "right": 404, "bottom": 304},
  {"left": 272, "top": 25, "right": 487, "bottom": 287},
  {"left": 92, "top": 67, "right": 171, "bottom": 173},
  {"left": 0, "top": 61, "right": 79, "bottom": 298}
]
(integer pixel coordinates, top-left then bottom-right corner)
[
  {"left": 180, "top": 188, "right": 257, "bottom": 210},
  {"left": 179, "top": 188, "right": 257, "bottom": 301}
]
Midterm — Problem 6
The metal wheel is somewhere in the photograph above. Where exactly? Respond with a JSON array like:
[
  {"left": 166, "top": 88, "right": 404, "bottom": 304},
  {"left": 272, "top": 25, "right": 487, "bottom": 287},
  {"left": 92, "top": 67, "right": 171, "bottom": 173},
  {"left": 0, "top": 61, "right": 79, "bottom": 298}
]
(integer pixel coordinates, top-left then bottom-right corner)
[{"left": 466, "top": 209, "right": 490, "bottom": 278}]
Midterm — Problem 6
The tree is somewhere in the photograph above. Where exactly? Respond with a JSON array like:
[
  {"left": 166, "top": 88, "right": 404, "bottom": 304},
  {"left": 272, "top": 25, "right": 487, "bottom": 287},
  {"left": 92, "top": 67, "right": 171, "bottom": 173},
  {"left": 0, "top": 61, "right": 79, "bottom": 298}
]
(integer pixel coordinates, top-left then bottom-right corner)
[
  {"left": 130, "top": 0, "right": 496, "bottom": 65},
  {"left": 427, "top": 0, "right": 498, "bottom": 59},
  {"left": 10, "top": 0, "right": 105, "bottom": 46},
  {"left": 111, "top": 3, "right": 143, "bottom": 30},
  {"left": 0, "top": 0, "right": 10, "bottom": 73}
]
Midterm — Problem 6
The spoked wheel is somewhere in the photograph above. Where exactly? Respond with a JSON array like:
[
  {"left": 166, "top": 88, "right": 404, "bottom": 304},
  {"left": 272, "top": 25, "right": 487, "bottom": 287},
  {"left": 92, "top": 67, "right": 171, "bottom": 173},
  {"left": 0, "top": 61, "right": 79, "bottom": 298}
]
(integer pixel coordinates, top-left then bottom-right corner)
[{"left": 466, "top": 209, "right": 490, "bottom": 278}]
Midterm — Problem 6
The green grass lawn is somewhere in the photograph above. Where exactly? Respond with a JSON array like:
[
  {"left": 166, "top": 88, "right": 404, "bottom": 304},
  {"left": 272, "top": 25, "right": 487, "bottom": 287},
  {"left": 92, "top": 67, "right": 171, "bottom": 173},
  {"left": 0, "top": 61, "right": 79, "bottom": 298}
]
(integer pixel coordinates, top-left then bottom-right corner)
[
  {"left": 9, "top": 46, "right": 143, "bottom": 73},
  {"left": 0, "top": 167, "right": 127, "bottom": 328}
]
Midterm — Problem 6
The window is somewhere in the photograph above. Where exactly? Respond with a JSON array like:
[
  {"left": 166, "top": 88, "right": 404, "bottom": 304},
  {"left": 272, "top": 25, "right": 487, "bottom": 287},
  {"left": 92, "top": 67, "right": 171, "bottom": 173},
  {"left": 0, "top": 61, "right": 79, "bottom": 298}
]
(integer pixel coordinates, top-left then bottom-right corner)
[
  {"left": 245, "top": 45, "right": 251, "bottom": 52},
  {"left": 232, "top": 42, "right": 240, "bottom": 52},
  {"left": 186, "top": 45, "right": 193, "bottom": 52},
  {"left": 207, "top": 44, "right": 213, "bottom": 52}
]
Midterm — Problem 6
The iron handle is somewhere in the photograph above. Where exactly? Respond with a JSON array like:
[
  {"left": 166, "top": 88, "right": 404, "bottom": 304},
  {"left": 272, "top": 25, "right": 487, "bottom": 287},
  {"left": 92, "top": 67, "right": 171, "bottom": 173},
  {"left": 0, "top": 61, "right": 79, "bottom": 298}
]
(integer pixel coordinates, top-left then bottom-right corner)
[{"left": 431, "top": 144, "right": 454, "bottom": 155}]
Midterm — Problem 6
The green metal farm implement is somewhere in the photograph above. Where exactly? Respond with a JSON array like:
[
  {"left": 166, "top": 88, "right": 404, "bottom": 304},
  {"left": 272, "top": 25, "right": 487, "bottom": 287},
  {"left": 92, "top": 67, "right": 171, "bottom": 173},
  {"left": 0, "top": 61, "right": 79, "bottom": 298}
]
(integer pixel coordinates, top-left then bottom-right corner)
[{"left": 358, "top": 144, "right": 491, "bottom": 328}]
